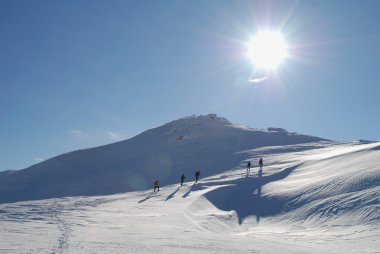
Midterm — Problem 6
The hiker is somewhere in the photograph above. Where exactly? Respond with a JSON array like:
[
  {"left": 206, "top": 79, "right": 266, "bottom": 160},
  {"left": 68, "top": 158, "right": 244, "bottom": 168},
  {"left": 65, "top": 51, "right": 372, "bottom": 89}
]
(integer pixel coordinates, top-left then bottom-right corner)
[
  {"left": 154, "top": 180, "right": 160, "bottom": 192},
  {"left": 195, "top": 170, "right": 201, "bottom": 183},
  {"left": 247, "top": 161, "right": 251, "bottom": 173},
  {"left": 259, "top": 158, "right": 264, "bottom": 170},
  {"left": 180, "top": 174, "right": 186, "bottom": 186}
]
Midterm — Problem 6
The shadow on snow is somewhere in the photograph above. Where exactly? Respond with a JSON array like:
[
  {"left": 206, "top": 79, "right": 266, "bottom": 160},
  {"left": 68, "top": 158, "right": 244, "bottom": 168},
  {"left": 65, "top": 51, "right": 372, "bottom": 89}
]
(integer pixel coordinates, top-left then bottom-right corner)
[
  {"left": 138, "top": 191, "right": 159, "bottom": 203},
  {"left": 204, "top": 164, "right": 301, "bottom": 224},
  {"left": 165, "top": 186, "right": 180, "bottom": 201},
  {"left": 182, "top": 182, "right": 209, "bottom": 198}
]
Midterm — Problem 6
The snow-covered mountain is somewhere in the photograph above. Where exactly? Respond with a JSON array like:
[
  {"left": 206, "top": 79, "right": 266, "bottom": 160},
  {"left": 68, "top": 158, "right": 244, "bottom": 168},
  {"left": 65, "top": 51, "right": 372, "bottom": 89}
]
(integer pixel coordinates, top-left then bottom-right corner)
[
  {"left": 0, "top": 114, "right": 327, "bottom": 204},
  {"left": 0, "top": 128, "right": 379, "bottom": 253}
]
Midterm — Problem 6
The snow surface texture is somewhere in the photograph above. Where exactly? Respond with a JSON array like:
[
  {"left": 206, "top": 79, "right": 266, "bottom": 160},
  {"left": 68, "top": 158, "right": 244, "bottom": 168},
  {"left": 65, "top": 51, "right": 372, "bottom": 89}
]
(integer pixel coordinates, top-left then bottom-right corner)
[{"left": 0, "top": 115, "right": 379, "bottom": 253}]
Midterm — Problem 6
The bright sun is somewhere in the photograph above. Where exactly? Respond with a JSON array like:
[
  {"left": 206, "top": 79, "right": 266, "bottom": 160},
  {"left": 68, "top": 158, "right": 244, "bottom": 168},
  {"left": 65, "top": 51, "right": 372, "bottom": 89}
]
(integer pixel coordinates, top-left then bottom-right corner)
[{"left": 248, "top": 31, "right": 288, "bottom": 70}]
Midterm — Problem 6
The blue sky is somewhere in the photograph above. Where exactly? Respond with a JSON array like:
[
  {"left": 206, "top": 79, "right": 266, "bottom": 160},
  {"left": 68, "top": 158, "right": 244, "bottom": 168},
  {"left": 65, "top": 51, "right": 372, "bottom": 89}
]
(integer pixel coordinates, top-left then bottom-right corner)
[{"left": 1, "top": 0, "right": 380, "bottom": 170}]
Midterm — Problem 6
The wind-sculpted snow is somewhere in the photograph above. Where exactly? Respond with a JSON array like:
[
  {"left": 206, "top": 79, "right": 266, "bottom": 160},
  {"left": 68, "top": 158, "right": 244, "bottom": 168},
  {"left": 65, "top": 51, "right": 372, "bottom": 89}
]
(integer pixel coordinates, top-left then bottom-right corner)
[
  {"left": 0, "top": 114, "right": 327, "bottom": 203},
  {"left": 192, "top": 164, "right": 301, "bottom": 225},
  {"left": 276, "top": 144, "right": 380, "bottom": 225},
  {"left": 1, "top": 114, "right": 378, "bottom": 252},
  {"left": 184, "top": 142, "right": 380, "bottom": 233},
  {"left": 0, "top": 142, "right": 379, "bottom": 253}
]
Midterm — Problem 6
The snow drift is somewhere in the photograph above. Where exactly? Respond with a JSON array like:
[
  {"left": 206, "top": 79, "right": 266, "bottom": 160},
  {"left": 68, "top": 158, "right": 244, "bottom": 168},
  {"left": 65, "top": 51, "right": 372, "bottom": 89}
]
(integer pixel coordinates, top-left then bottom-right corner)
[
  {"left": 189, "top": 142, "right": 380, "bottom": 229},
  {"left": 0, "top": 140, "right": 379, "bottom": 253}
]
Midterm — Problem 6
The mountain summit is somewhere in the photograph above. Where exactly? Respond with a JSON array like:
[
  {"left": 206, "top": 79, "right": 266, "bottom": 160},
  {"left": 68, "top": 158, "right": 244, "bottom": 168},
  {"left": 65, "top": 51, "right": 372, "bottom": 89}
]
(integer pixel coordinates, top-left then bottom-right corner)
[{"left": 0, "top": 114, "right": 327, "bottom": 203}]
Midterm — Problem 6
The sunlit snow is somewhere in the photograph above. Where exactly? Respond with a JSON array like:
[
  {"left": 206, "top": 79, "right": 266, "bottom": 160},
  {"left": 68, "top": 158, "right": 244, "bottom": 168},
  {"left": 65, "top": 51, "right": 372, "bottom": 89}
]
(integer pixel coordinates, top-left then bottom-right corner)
[{"left": 0, "top": 115, "right": 379, "bottom": 253}]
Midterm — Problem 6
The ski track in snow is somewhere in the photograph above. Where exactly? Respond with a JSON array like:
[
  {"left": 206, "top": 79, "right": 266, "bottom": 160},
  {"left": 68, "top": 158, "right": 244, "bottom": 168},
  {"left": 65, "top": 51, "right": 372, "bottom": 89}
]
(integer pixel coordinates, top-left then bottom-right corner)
[
  {"left": 52, "top": 210, "right": 71, "bottom": 254},
  {"left": 0, "top": 141, "right": 379, "bottom": 253}
]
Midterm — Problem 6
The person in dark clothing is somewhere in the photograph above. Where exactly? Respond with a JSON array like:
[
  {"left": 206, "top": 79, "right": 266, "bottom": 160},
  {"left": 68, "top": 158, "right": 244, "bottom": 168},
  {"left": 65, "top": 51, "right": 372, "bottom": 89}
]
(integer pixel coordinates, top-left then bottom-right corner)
[
  {"left": 180, "top": 174, "right": 186, "bottom": 186},
  {"left": 195, "top": 170, "right": 201, "bottom": 183},
  {"left": 247, "top": 161, "right": 251, "bottom": 173},
  {"left": 259, "top": 158, "right": 264, "bottom": 170},
  {"left": 154, "top": 180, "right": 160, "bottom": 192}
]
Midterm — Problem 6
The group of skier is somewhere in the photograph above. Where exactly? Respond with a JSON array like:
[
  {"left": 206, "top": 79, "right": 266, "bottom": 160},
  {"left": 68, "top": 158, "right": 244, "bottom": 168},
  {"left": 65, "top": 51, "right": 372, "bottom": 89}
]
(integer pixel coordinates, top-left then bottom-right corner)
[
  {"left": 153, "top": 170, "right": 201, "bottom": 192},
  {"left": 153, "top": 157, "right": 264, "bottom": 192},
  {"left": 180, "top": 170, "right": 200, "bottom": 185},
  {"left": 246, "top": 157, "right": 264, "bottom": 174}
]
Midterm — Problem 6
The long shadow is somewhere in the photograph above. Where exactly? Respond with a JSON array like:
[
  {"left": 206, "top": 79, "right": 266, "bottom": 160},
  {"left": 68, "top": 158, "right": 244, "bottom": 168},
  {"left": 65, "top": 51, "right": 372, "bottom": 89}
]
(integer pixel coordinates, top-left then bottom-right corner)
[
  {"left": 165, "top": 186, "right": 180, "bottom": 201},
  {"left": 182, "top": 183, "right": 207, "bottom": 198},
  {"left": 256, "top": 168, "right": 262, "bottom": 222},
  {"left": 137, "top": 191, "right": 157, "bottom": 203},
  {"left": 205, "top": 164, "right": 301, "bottom": 224},
  {"left": 182, "top": 183, "right": 195, "bottom": 198}
]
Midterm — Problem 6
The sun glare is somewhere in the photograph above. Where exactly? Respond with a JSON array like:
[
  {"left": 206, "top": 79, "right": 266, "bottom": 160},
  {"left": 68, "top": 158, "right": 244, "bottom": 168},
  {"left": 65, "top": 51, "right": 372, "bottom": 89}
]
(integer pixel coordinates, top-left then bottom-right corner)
[{"left": 248, "top": 31, "right": 288, "bottom": 70}]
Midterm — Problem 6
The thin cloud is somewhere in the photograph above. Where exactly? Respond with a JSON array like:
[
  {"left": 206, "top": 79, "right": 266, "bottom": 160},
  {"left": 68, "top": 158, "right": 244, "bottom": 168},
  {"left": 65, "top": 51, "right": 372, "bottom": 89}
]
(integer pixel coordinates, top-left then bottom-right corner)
[
  {"left": 69, "top": 129, "right": 125, "bottom": 142},
  {"left": 69, "top": 129, "right": 91, "bottom": 139},
  {"left": 107, "top": 131, "right": 125, "bottom": 141},
  {"left": 34, "top": 158, "right": 44, "bottom": 163},
  {"left": 248, "top": 77, "right": 267, "bottom": 83}
]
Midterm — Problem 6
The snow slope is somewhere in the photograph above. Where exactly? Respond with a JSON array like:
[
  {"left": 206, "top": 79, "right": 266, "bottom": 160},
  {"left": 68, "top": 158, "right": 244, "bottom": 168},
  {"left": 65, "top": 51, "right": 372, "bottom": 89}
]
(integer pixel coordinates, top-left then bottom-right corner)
[
  {"left": 0, "top": 114, "right": 326, "bottom": 203},
  {"left": 0, "top": 140, "right": 379, "bottom": 253}
]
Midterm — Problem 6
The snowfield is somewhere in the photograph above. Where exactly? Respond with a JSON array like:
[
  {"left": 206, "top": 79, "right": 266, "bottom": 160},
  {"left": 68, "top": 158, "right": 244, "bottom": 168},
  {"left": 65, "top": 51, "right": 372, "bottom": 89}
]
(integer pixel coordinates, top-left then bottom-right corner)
[{"left": 0, "top": 115, "right": 379, "bottom": 253}]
